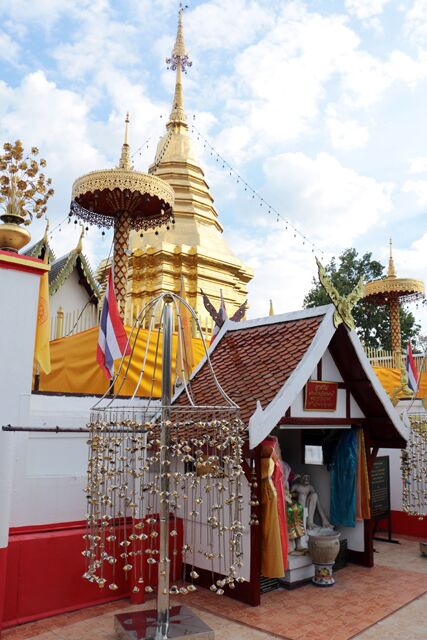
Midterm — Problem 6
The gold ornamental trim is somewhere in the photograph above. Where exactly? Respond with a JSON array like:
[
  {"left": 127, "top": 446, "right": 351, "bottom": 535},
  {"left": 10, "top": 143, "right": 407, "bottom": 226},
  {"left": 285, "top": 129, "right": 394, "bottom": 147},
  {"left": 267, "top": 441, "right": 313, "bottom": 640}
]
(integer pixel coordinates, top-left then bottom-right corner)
[
  {"left": 72, "top": 168, "right": 175, "bottom": 207},
  {"left": 363, "top": 277, "right": 425, "bottom": 299}
]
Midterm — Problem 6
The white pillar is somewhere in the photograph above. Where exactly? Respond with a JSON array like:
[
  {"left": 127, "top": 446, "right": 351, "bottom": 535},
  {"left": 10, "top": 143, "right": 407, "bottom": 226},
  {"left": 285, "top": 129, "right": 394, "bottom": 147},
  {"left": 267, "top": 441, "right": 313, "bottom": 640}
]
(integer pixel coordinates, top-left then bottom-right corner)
[{"left": 0, "top": 252, "right": 49, "bottom": 633}]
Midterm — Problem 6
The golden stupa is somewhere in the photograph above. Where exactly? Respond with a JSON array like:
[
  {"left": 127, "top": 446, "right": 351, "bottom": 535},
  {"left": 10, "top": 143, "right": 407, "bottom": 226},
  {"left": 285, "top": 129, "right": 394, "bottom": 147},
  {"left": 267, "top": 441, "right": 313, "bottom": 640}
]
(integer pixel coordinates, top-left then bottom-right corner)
[{"left": 126, "top": 9, "right": 253, "bottom": 332}]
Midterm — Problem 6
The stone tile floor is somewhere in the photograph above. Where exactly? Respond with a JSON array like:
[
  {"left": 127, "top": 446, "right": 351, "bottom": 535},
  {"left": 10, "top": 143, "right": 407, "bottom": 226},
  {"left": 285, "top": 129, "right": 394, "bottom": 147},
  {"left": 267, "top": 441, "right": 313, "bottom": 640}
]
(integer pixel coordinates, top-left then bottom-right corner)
[{"left": 3, "top": 536, "right": 427, "bottom": 640}]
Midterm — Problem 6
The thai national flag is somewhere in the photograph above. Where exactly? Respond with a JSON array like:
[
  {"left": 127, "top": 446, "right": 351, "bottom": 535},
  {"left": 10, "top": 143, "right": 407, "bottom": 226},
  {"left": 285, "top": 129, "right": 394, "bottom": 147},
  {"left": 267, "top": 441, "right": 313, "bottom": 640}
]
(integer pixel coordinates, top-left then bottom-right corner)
[
  {"left": 406, "top": 340, "right": 419, "bottom": 393},
  {"left": 97, "top": 268, "right": 131, "bottom": 379}
]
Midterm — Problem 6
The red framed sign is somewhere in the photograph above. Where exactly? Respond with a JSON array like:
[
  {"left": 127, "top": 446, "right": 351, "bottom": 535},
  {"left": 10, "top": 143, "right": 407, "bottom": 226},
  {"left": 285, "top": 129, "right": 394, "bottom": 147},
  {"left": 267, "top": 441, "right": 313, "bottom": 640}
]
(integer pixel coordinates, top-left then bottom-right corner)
[{"left": 304, "top": 380, "right": 338, "bottom": 412}]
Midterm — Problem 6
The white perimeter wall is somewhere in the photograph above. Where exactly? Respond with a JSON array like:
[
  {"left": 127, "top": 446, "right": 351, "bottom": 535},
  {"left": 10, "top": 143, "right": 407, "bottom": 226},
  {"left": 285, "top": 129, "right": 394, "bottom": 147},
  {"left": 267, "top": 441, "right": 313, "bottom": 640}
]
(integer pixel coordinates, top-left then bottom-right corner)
[
  {"left": 0, "top": 266, "right": 41, "bottom": 546},
  {"left": 10, "top": 394, "right": 153, "bottom": 527}
]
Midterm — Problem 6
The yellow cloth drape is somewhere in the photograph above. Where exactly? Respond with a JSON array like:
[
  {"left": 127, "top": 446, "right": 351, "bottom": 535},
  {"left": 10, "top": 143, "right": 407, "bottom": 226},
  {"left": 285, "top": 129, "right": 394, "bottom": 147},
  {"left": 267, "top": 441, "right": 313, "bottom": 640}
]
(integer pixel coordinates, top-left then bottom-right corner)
[
  {"left": 34, "top": 256, "right": 51, "bottom": 374},
  {"left": 356, "top": 429, "right": 371, "bottom": 521},
  {"left": 38, "top": 326, "right": 205, "bottom": 396},
  {"left": 176, "top": 279, "right": 194, "bottom": 383},
  {"left": 260, "top": 457, "right": 285, "bottom": 578},
  {"left": 373, "top": 366, "right": 427, "bottom": 398}
]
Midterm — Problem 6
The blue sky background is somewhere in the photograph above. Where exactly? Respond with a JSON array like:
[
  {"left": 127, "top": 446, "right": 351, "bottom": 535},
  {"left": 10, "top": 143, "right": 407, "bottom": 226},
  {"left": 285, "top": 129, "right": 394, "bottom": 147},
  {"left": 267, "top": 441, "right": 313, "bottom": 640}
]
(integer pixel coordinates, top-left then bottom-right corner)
[{"left": 0, "top": 0, "right": 426, "bottom": 333}]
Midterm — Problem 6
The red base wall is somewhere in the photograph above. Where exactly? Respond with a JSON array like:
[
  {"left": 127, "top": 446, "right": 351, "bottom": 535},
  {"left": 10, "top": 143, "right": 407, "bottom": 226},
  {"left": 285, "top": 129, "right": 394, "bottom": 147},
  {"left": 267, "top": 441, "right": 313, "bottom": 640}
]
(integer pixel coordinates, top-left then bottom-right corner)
[
  {"left": 376, "top": 510, "right": 427, "bottom": 538},
  {"left": 3, "top": 518, "right": 183, "bottom": 629},
  {"left": 390, "top": 510, "right": 427, "bottom": 538}
]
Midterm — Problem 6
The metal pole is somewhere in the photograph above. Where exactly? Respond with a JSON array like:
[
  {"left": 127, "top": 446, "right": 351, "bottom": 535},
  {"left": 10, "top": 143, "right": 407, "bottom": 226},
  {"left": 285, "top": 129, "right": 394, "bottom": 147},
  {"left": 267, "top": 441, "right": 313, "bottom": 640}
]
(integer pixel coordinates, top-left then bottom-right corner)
[{"left": 156, "top": 296, "right": 173, "bottom": 639}]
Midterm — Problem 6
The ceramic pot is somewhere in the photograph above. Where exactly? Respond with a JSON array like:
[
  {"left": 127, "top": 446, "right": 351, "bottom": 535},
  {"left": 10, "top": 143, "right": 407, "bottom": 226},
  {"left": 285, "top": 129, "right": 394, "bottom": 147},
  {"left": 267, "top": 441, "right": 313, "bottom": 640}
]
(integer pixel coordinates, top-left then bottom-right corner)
[
  {"left": 0, "top": 213, "right": 31, "bottom": 252},
  {"left": 308, "top": 531, "right": 341, "bottom": 587}
]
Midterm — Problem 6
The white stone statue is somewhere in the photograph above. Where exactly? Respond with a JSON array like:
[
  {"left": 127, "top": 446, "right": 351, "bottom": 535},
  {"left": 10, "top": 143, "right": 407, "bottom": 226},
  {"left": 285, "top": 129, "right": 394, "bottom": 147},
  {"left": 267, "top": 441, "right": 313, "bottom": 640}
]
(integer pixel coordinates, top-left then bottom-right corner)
[{"left": 291, "top": 473, "right": 332, "bottom": 531}]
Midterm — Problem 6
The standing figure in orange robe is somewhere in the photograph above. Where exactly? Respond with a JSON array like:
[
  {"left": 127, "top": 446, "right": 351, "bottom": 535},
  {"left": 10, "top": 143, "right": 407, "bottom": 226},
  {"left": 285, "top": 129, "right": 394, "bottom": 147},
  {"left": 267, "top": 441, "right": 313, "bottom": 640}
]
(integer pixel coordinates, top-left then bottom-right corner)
[{"left": 260, "top": 437, "right": 289, "bottom": 577}]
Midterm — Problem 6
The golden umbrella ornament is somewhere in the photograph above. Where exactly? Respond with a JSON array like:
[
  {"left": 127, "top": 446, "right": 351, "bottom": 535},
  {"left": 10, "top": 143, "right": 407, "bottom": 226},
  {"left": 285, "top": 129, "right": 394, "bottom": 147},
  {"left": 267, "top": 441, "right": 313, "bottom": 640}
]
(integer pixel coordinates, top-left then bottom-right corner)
[
  {"left": 363, "top": 240, "right": 424, "bottom": 355},
  {"left": 70, "top": 115, "right": 175, "bottom": 313}
]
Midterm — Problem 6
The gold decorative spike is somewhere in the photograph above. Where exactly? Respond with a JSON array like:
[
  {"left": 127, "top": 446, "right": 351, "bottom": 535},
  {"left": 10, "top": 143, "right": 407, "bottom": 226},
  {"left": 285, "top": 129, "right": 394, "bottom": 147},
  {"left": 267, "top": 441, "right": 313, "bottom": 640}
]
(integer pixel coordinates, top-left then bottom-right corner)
[
  {"left": 316, "top": 257, "right": 364, "bottom": 331},
  {"left": 74, "top": 225, "right": 84, "bottom": 254},
  {"left": 43, "top": 217, "right": 50, "bottom": 242},
  {"left": 166, "top": 6, "right": 192, "bottom": 130},
  {"left": 269, "top": 299, "right": 274, "bottom": 316},
  {"left": 118, "top": 113, "right": 132, "bottom": 171},
  {"left": 388, "top": 238, "right": 396, "bottom": 278}
]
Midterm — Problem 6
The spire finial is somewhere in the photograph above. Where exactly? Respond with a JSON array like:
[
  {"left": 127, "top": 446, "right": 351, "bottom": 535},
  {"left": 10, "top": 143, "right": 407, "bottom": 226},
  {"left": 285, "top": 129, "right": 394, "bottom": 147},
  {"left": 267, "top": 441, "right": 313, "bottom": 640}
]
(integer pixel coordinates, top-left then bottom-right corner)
[
  {"left": 118, "top": 112, "right": 132, "bottom": 170},
  {"left": 74, "top": 225, "right": 84, "bottom": 254},
  {"left": 166, "top": 5, "right": 192, "bottom": 130},
  {"left": 43, "top": 217, "right": 50, "bottom": 242},
  {"left": 388, "top": 237, "right": 396, "bottom": 278}
]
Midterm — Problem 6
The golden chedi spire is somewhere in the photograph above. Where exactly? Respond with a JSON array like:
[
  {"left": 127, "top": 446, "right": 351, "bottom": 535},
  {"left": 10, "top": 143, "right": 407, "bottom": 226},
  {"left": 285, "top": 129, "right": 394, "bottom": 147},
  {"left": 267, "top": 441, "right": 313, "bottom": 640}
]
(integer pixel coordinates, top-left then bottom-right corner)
[
  {"left": 166, "top": 6, "right": 191, "bottom": 131},
  {"left": 128, "top": 6, "right": 253, "bottom": 334},
  {"left": 118, "top": 112, "right": 132, "bottom": 170}
]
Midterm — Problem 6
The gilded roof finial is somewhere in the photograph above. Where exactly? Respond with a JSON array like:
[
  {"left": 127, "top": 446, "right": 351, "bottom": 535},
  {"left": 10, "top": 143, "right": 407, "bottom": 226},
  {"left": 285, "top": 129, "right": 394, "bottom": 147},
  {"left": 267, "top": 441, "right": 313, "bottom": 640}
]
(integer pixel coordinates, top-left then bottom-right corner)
[
  {"left": 43, "top": 217, "right": 50, "bottom": 242},
  {"left": 166, "top": 5, "right": 192, "bottom": 130},
  {"left": 387, "top": 237, "right": 397, "bottom": 279},
  {"left": 74, "top": 225, "right": 84, "bottom": 254},
  {"left": 118, "top": 112, "right": 132, "bottom": 171}
]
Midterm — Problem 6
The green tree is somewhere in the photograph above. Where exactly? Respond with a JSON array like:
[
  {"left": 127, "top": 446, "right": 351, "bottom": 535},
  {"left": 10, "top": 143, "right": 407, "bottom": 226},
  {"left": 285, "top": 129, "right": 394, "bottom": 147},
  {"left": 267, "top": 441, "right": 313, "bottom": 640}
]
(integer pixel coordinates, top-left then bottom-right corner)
[{"left": 303, "top": 248, "right": 420, "bottom": 350}]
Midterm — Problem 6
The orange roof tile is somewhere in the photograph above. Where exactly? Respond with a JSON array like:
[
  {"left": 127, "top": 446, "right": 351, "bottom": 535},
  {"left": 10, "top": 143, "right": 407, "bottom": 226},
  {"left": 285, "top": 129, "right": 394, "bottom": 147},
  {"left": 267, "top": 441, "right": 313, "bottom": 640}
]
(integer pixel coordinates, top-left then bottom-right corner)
[{"left": 177, "top": 314, "right": 325, "bottom": 423}]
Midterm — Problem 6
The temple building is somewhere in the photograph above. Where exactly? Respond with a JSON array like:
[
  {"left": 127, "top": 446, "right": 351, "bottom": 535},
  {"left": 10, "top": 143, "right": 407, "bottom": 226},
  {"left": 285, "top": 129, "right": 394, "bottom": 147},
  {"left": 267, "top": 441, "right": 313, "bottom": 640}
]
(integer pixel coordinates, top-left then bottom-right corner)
[
  {"left": 25, "top": 227, "right": 99, "bottom": 338},
  {"left": 126, "top": 12, "right": 252, "bottom": 329}
]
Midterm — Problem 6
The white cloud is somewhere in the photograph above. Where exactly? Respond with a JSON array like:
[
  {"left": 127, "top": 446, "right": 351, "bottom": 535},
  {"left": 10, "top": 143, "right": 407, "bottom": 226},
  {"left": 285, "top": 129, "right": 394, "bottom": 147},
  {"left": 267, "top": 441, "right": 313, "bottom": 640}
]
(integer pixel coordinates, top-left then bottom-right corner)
[
  {"left": 53, "top": 4, "right": 138, "bottom": 81},
  {"left": 262, "top": 151, "right": 394, "bottom": 246},
  {"left": 409, "top": 156, "right": 427, "bottom": 173},
  {"left": 403, "top": 178, "right": 427, "bottom": 205},
  {"left": 229, "top": 227, "right": 320, "bottom": 318},
  {"left": 0, "top": 30, "right": 21, "bottom": 64},
  {"left": 0, "top": 71, "right": 105, "bottom": 226},
  {"left": 326, "top": 112, "right": 369, "bottom": 150},
  {"left": 345, "top": 0, "right": 392, "bottom": 20},
  {"left": 186, "top": 0, "right": 274, "bottom": 51},
  {"left": 208, "top": 2, "right": 427, "bottom": 158},
  {"left": 405, "top": 0, "right": 427, "bottom": 42},
  {"left": 0, "top": 0, "right": 90, "bottom": 29}
]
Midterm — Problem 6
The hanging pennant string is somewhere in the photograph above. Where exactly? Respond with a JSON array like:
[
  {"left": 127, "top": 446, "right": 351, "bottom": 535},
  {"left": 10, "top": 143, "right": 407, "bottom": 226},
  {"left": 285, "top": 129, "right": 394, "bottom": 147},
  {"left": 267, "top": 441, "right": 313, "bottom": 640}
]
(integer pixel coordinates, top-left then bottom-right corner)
[
  {"left": 131, "top": 136, "right": 152, "bottom": 162},
  {"left": 189, "top": 116, "right": 325, "bottom": 257}
]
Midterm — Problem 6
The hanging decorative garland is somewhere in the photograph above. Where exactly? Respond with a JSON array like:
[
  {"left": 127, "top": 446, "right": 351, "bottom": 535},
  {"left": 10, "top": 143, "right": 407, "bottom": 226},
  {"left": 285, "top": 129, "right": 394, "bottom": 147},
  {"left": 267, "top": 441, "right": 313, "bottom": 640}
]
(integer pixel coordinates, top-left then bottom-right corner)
[{"left": 401, "top": 413, "right": 427, "bottom": 519}]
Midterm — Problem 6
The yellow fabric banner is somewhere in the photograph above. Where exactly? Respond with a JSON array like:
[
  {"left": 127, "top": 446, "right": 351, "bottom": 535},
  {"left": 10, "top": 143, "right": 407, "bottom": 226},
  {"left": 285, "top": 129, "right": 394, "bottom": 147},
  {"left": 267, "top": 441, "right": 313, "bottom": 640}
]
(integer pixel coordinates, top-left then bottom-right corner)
[
  {"left": 373, "top": 366, "right": 427, "bottom": 398},
  {"left": 38, "top": 326, "right": 206, "bottom": 397},
  {"left": 34, "top": 263, "right": 51, "bottom": 375},
  {"left": 176, "top": 279, "right": 194, "bottom": 383}
]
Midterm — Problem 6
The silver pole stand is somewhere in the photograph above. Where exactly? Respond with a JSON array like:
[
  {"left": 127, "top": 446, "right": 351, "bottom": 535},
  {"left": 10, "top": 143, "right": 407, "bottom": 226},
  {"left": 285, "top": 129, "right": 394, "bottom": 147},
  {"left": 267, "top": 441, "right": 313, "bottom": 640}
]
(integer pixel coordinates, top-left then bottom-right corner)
[
  {"left": 114, "top": 294, "right": 214, "bottom": 640},
  {"left": 156, "top": 297, "right": 173, "bottom": 639}
]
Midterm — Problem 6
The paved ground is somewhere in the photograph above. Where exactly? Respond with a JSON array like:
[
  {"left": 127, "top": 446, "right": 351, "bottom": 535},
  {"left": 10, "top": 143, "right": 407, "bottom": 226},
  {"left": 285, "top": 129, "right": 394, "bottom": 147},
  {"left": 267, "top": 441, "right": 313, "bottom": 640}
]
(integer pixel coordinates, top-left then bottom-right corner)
[{"left": 3, "top": 535, "right": 427, "bottom": 640}]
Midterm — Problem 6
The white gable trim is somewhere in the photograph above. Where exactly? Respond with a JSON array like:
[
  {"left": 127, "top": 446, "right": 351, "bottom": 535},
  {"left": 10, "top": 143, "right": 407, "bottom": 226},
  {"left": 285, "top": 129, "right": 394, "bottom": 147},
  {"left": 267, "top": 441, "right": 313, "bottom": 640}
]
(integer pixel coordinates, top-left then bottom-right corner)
[
  {"left": 248, "top": 307, "right": 336, "bottom": 449},
  {"left": 347, "top": 330, "right": 408, "bottom": 441}
]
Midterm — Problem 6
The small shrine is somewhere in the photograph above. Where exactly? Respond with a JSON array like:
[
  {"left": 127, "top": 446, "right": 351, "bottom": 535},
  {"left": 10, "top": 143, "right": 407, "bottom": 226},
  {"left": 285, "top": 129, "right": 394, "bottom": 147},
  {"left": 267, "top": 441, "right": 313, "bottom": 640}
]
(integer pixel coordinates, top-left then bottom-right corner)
[{"left": 174, "top": 303, "right": 407, "bottom": 604}]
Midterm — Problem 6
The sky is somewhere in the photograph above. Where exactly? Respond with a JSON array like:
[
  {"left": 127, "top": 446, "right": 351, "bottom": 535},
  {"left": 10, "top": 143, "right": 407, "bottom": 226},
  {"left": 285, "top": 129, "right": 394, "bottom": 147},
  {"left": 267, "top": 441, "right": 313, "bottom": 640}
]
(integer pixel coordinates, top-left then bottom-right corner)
[{"left": 0, "top": 0, "right": 426, "bottom": 333}]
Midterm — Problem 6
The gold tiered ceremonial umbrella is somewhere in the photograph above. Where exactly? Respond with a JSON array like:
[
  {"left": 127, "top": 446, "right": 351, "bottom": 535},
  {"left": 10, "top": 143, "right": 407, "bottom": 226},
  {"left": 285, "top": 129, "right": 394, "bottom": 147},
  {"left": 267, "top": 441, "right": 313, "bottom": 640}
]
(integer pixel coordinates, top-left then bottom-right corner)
[
  {"left": 70, "top": 115, "right": 174, "bottom": 312},
  {"left": 363, "top": 240, "right": 424, "bottom": 354}
]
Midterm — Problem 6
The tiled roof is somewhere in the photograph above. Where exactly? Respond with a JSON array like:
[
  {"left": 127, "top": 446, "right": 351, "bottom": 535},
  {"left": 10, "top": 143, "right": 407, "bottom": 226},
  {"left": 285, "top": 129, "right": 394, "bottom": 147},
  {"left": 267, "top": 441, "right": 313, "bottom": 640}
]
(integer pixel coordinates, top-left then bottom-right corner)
[
  {"left": 49, "top": 254, "right": 68, "bottom": 285},
  {"left": 178, "top": 314, "right": 324, "bottom": 424},
  {"left": 49, "top": 251, "right": 100, "bottom": 300}
]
